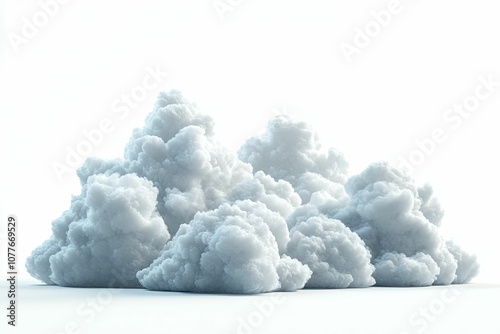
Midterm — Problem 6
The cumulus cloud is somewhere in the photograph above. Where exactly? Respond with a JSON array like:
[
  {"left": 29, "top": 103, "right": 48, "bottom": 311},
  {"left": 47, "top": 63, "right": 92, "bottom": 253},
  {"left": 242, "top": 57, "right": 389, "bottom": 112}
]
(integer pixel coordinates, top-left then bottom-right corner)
[
  {"left": 372, "top": 252, "right": 440, "bottom": 287},
  {"left": 26, "top": 173, "right": 169, "bottom": 287},
  {"left": 240, "top": 116, "right": 479, "bottom": 288},
  {"left": 124, "top": 95, "right": 253, "bottom": 235},
  {"left": 333, "top": 161, "right": 475, "bottom": 286},
  {"left": 287, "top": 216, "right": 375, "bottom": 288},
  {"left": 28, "top": 91, "right": 307, "bottom": 290},
  {"left": 238, "top": 115, "right": 349, "bottom": 204},
  {"left": 138, "top": 201, "right": 311, "bottom": 293},
  {"left": 27, "top": 90, "right": 479, "bottom": 292}
]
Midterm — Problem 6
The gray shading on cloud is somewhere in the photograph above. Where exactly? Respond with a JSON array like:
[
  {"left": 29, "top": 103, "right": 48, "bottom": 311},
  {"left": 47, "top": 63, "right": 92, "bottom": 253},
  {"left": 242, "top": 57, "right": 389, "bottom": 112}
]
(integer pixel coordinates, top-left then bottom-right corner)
[
  {"left": 27, "top": 90, "right": 479, "bottom": 292},
  {"left": 27, "top": 91, "right": 305, "bottom": 290},
  {"left": 238, "top": 115, "right": 349, "bottom": 205},
  {"left": 333, "top": 162, "right": 478, "bottom": 286},
  {"left": 26, "top": 173, "right": 169, "bottom": 287},
  {"left": 138, "top": 200, "right": 311, "bottom": 293},
  {"left": 240, "top": 116, "right": 479, "bottom": 287},
  {"left": 287, "top": 216, "right": 375, "bottom": 288}
]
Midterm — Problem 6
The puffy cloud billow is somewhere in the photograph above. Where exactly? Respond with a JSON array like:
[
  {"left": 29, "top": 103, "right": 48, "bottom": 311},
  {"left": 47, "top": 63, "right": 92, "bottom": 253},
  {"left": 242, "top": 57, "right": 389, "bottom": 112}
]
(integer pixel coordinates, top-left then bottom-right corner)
[
  {"left": 333, "top": 162, "right": 479, "bottom": 286},
  {"left": 138, "top": 200, "right": 311, "bottom": 293},
  {"left": 26, "top": 173, "right": 169, "bottom": 287},
  {"left": 287, "top": 216, "right": 375, "bottom": 288},
  {"left": 27, "top": 90, "right": 479, "bottom": 292}
]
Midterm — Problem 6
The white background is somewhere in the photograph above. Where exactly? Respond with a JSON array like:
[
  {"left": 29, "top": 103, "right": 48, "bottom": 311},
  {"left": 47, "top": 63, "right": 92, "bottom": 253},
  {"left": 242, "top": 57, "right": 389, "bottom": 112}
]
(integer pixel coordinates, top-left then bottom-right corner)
[{"left": 1, "top": 0, "right": 499, "bottom": 287}]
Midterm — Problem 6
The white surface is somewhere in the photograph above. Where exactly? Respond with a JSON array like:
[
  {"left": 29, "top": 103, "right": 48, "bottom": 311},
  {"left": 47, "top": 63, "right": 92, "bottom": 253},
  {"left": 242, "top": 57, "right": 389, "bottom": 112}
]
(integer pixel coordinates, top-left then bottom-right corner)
[{"left": 2, "top": 279, "right": 499, "bottom": 334}]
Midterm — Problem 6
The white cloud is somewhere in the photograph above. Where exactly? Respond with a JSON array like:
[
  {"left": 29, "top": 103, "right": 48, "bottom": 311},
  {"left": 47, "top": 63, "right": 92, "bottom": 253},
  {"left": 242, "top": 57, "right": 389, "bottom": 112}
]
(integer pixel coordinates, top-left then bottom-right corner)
[
  {"left": 138, "top": 200, "right": 311, "bottom": 293},
  {"left": 26, "top": 91, "right": 479, "bottom": 291},
  {"left": 26, "top": 173, "right": 169, "bottom": 287}
]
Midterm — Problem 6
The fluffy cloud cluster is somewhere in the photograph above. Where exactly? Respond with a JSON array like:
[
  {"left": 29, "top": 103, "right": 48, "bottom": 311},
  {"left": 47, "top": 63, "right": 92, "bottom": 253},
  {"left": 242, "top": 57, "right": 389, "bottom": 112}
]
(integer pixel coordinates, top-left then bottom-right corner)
[
  {"left": 238, "top": 115, "right": 349, "bottom": 204},
  {"left": 26, "top": 173, "right": 169, "bottom": 287},
  {"left": 334, "top": 162, "right": 479, "bottom": 285},
  {"left": 27, "top": 90, "right": 479, "bottom": 292},
  {"left": 138, "top": 201, "right": 311, "bottom": 293},
  {"left": 287, "top": 216, "right": 375, "bottom": 288}
]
